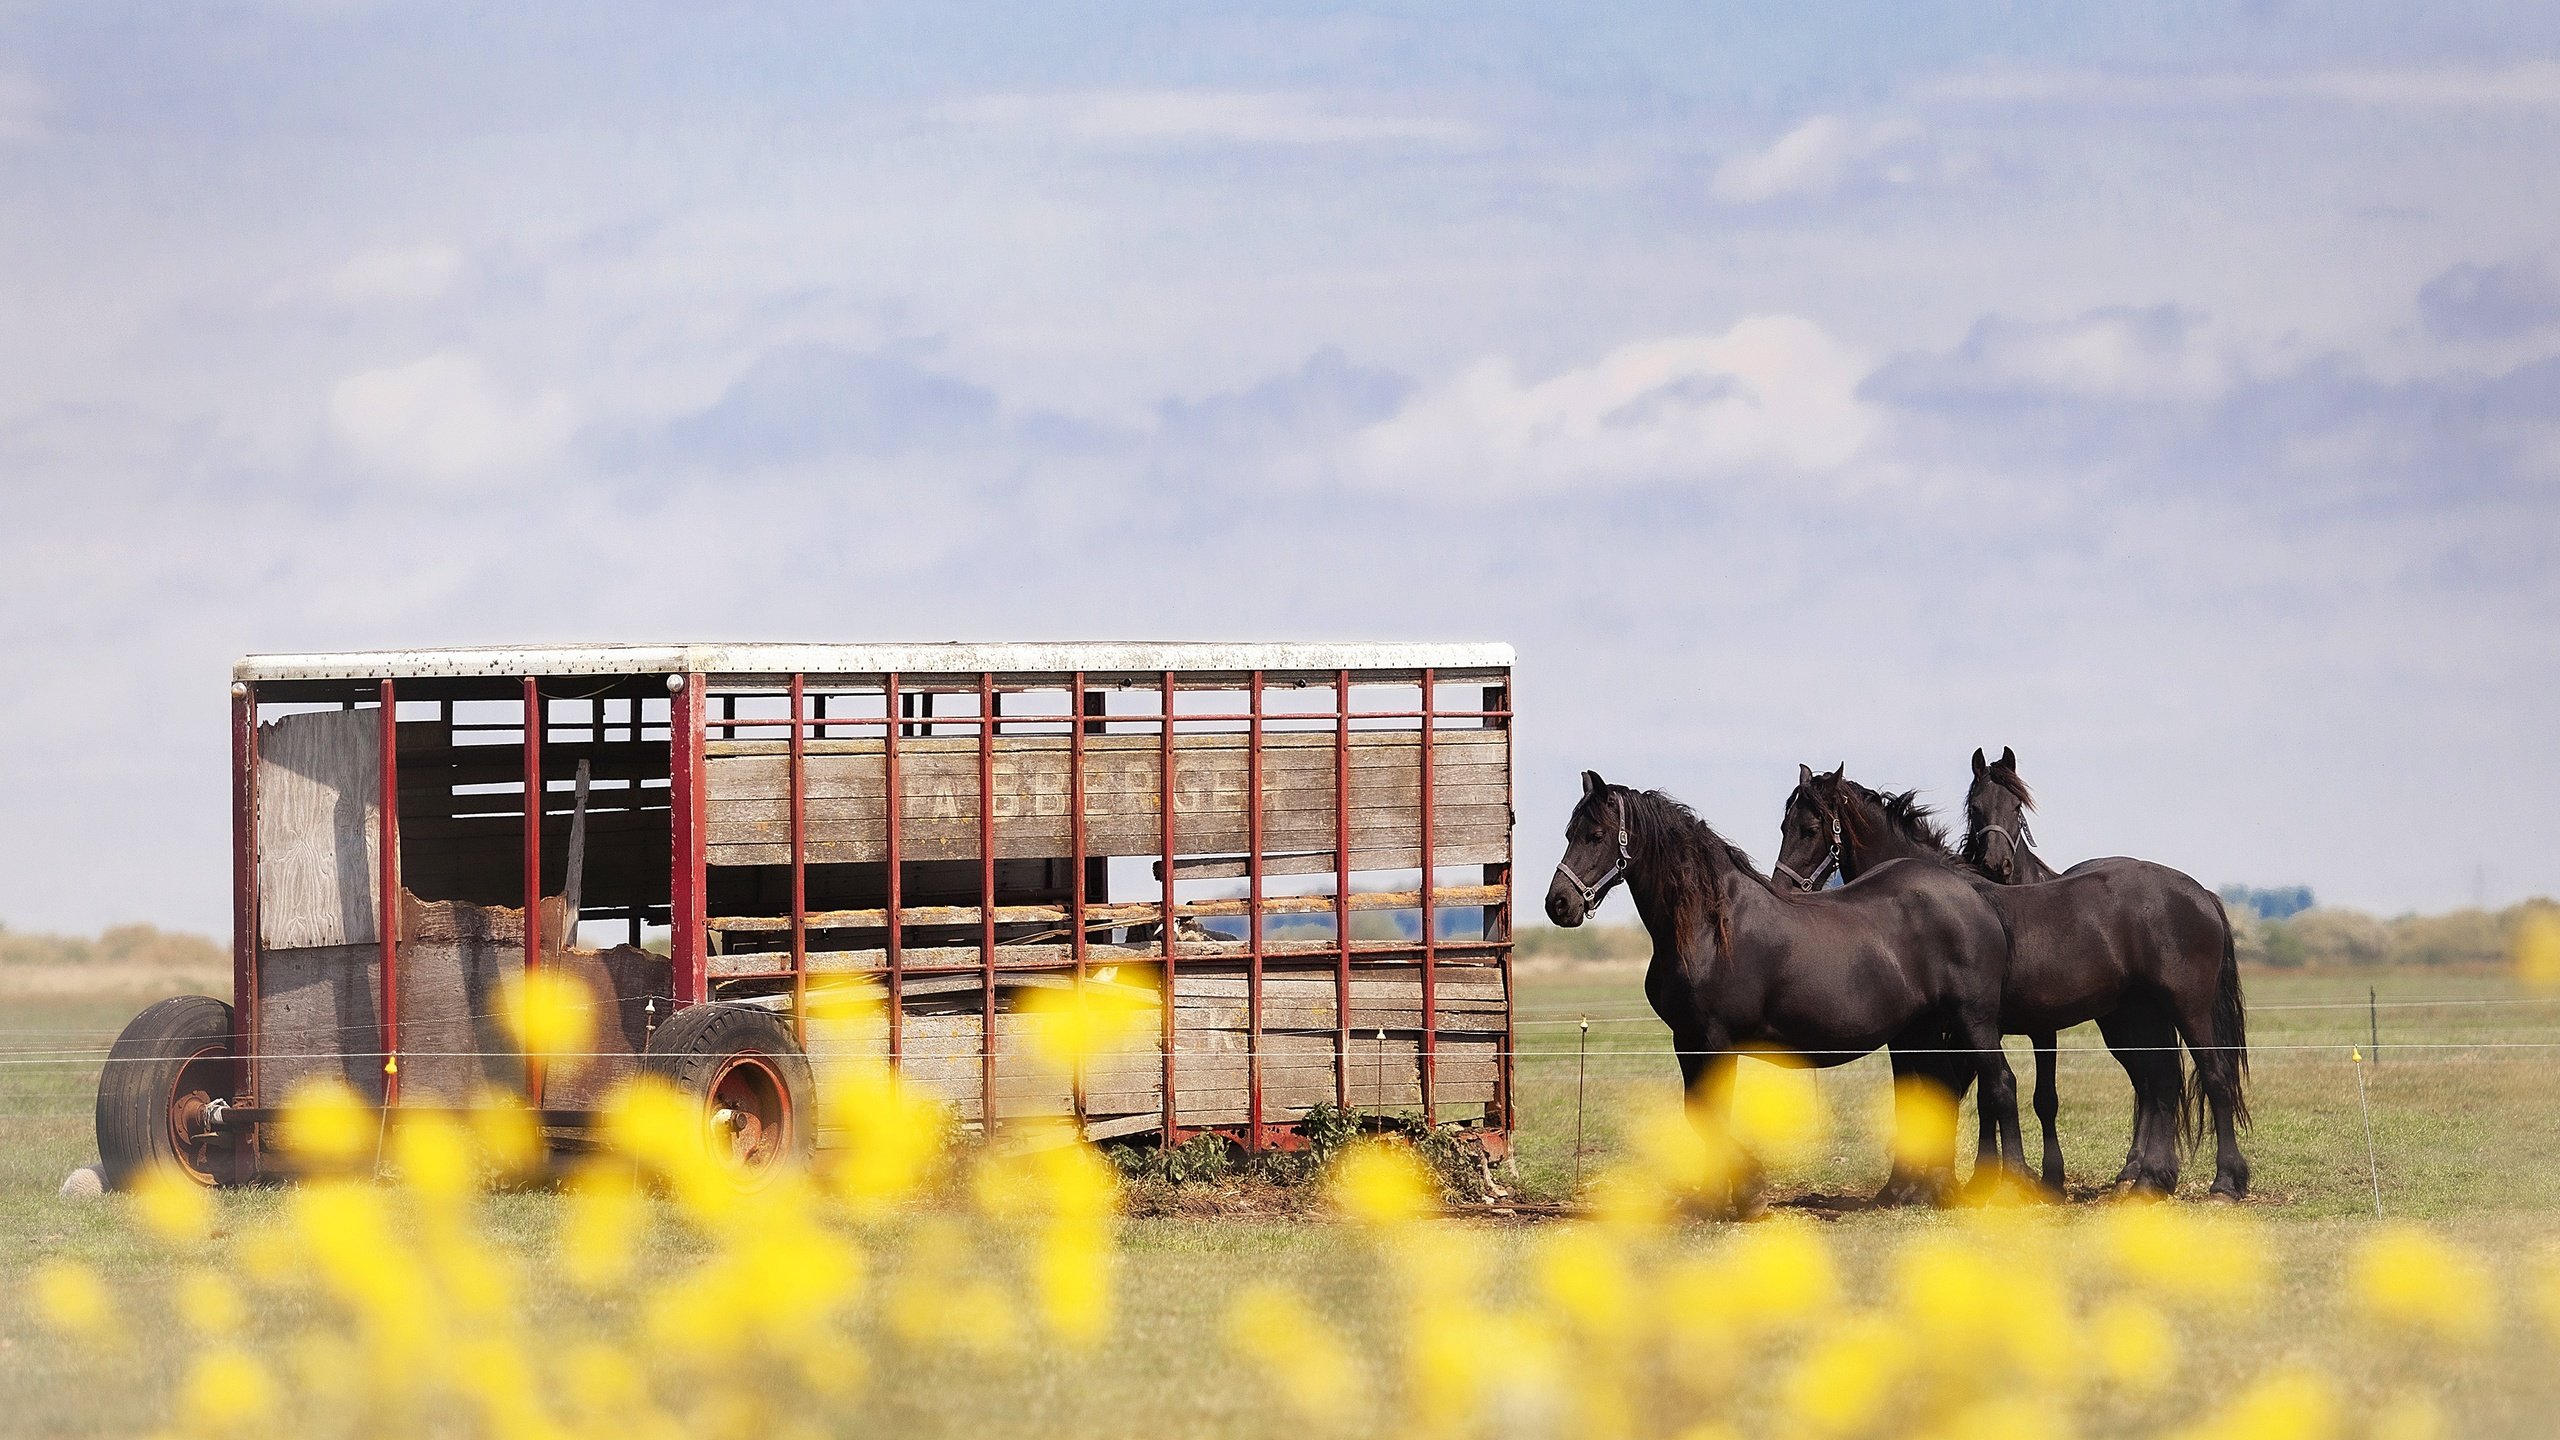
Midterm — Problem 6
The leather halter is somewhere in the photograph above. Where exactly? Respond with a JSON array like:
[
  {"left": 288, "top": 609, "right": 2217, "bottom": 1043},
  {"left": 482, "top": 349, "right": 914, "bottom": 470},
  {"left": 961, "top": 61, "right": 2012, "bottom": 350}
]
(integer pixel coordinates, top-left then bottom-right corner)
[
  {"left": 1974, "top": 818, "right": 2034, "bottom": 875},
  {"left": 1557, "top": 793, "right": 1633, "bottom": 910},
  {"left": 1773, "top": 808, "right": 1843, "bottom": 892}
]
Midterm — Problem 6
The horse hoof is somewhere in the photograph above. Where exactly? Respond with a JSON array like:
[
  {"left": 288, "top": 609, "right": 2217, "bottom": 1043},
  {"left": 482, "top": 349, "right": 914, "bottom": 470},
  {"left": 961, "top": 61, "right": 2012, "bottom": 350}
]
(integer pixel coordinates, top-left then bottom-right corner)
[{"left": 2202, "top": 1189, "right": 2242, "bottom": 1207}]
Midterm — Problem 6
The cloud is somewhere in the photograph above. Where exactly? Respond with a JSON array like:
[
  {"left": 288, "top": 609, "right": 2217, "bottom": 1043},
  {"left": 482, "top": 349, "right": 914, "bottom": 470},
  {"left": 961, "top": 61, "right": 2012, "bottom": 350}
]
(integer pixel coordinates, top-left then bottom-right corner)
[
  {"left": 2418, "top": 254, "right": 2560, "bottom": 343},
  {"left": 1924, "top": 60, "right": 2560, "bottom": 109},
  {"left": 1710, "top": 115, "right": 1926, "bottom": 204},
  {"left": 1864, "top": 306, "right": 2236, "bottom": 407},
  {"left": 932, "top": 90, "right": 1475, "bottom": 147},
  {"left": 0, "top": 68, "right": 45, "bottom": 144},
  {"left": 327, "top": 352, "right": 574, "bottom": 484},
  {"left": 1341, "top": 315, "right": 1876, "bottom": 493},
  {"left": 1157, "top": 347, "right": 1412, "bottom": 457},
  {"left": 323, "top": 243, "right": 466, "bottom": 304},
  {"left": 644, "top": 344, "right": 1008, "bottom": 469}
]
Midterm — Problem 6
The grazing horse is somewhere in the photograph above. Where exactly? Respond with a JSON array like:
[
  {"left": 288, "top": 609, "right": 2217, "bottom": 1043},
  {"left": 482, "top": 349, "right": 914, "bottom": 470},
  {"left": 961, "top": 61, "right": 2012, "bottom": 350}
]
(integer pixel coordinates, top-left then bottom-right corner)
[
  {"left": 1962, "top": 747, "right": 2251, "bottom": 1198},
  {"left": 1546, "top": 771, "right": 2026, "bottom": 1205},
  {"left": 1774, "top": 765, "right": 2185, "bottom": 1194}
]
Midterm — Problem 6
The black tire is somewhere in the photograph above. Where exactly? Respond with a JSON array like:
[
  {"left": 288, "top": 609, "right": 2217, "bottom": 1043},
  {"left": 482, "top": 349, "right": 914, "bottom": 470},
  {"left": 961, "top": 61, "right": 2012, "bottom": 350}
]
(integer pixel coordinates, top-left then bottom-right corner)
[
  {"left": 639, "top": 1003, "right": 814, "bottom": 1183},
  {"left": 96, "top": 995, "right": 242, "bottom": 1190}
]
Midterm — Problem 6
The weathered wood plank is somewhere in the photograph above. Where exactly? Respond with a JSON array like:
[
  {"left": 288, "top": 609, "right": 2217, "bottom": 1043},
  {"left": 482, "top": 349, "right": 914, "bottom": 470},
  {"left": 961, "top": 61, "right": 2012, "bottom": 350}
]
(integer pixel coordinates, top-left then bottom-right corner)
[{"left": 257, "top": 708, "right": 385, "bottom": 949}]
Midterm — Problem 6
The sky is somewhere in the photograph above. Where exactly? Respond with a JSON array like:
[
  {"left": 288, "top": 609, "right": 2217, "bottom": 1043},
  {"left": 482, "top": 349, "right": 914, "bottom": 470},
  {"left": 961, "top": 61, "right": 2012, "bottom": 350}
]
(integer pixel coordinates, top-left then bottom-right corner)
[{"left": 2, "top": 1, "right": 2556, "bottom": 934}]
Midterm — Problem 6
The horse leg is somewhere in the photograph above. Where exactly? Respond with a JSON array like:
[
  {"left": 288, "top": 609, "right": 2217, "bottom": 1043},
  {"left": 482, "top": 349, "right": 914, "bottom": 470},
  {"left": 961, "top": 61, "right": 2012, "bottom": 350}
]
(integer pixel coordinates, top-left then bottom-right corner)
[
  {"left": 1955, "top": 1013, "right": 2027, "bottom": 1191},
  {"left": 2098, "top": 1004, "right": 2183, "bottom": 1194},
  {"left": 1875, "top": 1032, "right": 1963, "bottom": 1207},
  {"left": 2166, "top": 987, "right": 2250, "bottom": 1200},
  {"left": 2031, "top": 1031, "right": 2063, "bottom": 1192},
  {"left": 1683, "top": 1044, "right": 1759, "bottom": 1218}
]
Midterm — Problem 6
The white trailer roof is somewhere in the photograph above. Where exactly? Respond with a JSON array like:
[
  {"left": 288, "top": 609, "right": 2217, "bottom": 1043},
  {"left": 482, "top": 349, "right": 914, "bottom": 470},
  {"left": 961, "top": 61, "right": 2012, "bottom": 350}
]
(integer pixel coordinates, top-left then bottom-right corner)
[{"left": 235, "top": 641, "right": 1512, "bottom": 683}]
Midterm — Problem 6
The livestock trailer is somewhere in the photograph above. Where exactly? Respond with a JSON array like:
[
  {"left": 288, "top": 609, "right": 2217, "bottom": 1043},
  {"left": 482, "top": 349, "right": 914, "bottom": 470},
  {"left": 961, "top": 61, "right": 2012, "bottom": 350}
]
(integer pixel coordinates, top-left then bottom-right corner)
[{"left": 97, "top": 642, "right": 1517, "bottom": 1185}]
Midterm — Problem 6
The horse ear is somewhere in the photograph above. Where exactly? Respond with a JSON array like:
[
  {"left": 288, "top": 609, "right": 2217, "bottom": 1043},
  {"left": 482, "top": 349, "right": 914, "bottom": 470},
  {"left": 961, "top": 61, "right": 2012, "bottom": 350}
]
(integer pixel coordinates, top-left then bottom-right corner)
[
  {"left": 1833, "top": 761, "right": 1846, "bottom": 780},
  {"left": 1581, "top": 769, "right": 1605, "bottom": 801},
  {"left": 1971, "top": 747, "right": 1988, "bottom": 777},
  {"left": 1798, "top": 763, "right": 1813, "bottom": 786},
  {"left": 1998, "top": 745, "right": 2016, "bottom": 770}
]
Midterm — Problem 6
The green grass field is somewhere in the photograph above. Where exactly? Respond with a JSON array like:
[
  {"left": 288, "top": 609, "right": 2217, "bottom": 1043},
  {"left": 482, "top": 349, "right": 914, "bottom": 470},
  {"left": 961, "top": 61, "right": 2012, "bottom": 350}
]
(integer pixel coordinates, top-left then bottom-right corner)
[{"left": 5, "top": 961, "right": 2559, "bottom": 1436}]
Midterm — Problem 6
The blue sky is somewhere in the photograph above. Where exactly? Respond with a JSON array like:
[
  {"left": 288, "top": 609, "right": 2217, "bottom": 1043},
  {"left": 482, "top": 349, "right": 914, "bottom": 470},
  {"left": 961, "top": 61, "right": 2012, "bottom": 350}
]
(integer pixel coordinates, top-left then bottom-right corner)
[{"left": 3, "top": 2, "right": 2556, "bottom": 931}]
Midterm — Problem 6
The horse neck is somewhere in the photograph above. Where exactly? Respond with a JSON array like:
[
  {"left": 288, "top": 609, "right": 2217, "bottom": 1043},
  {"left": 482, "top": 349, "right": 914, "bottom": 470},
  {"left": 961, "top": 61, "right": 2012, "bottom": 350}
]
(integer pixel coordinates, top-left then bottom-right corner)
[
  {"left": 2013, "top": 845, "right": 2062, "bottom": 883},
  {"left": 1622, "top": 797, "right": 1764, "bottom": 953},
  {"left": 1841, "top": 799, "right": 1939, "bottom": 880}
]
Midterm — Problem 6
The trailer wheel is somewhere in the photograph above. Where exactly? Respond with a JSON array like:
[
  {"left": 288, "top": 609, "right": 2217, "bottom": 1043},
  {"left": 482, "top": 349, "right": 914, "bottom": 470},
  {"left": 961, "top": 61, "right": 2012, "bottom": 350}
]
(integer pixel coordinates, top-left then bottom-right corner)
[
  {"left": 640, "top": 1004, "right": 814, "bottom": 1182},
  {"left": 96, "top": 995, "right": 242, "bottom": 1190}
]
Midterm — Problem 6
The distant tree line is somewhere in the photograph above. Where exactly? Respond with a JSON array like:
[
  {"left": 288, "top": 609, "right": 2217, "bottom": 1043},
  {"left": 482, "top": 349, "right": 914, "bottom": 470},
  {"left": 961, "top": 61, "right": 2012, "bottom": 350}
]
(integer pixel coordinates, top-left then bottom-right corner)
[
  {"left": 1511, "top": 897, "right": 2560, "bottom": 972},
  {"left": 2219, "top": 884, "right": 2316, "bottom": 920},
  {"left": 0, "top": 922, "right": 227, "bottom": 969}
]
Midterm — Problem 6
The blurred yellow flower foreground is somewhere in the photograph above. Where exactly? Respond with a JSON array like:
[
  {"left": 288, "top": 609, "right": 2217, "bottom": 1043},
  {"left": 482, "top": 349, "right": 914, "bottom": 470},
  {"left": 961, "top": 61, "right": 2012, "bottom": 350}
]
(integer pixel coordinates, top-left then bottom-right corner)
[{"left": 22, "top": 980, "right": 2549, "bottom": 1440}]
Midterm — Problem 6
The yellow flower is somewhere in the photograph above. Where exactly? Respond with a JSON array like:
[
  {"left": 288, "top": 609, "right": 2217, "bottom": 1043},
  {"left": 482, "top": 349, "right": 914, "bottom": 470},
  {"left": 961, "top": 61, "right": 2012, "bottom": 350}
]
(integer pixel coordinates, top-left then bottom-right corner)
[
  {"left": 561, "top": 1163, "right": 650, "bottom": 1291},
  {"left": 1729, "top": 1052, "right": 1829, "bottom": 1167},
  {"left": 1891, "top": 1230, "right": 2075, "bottom": 1385},
  {"left": 1017, "top": 969, "right": 1158, "bottom": 1077},
  {"left": 505, "top": 966, "right": 598, "bottom": 1074},
  {"left": 2371, "top": 1393, "right": 2447, "bottom": 1440},
  {"left": 1782, "top": 1310, "right": 1911, "bottom": 1435},
  {"left": 2347, "top": 1224, "right": 2496, "bottom": 1345},
  {"left": 1329, "top": 1137, "right": 1437, "bottom": 1228},
  {"left": 174, "top": 1267, "right": 247, "bottom": 1336},
  {"left": 2174, "top": 1367, "right": 2339, "bottom": 1440},
  {"left": 470, "top": 1090, "right": 546, "bottom": 1180},
  {"left": 1884, "top": 1074, "right": 1960, "bottom": 1176},
  {"left": 2087, "top": 1296, "right": 2178, "bottom": 1394},
  {"left": 178, "top": 1347, "right": 278, "bottom": 1430},
  {"left": 2091, "top": 1201, "right": 2268, "bottom": 1311},
  {"left": 29, "top": 1258, "right": 113, "bottom": 1339},
  {"left": 276, "top": 1077, "right": 378, "bottom": 1173},
  {"left": 1718, "top": 1215, "right": 1840, "bottom": 1333},
  {"left": 130, "top": 1165, "right": 215, "bottom": 1244},
  {"left": 1226, "top": 1284, "right": 1367, "bottom": 1425},
  {"left": 1625, "top": 1099, "right": 1745, "bottom": 1201},
  {"left": 817, "top": 1063, "right": 949, "bottom": 1217},
  {"left": 2515, "top": 907, "right": 2560, "bottom": 992},
  {"left": 389, "top": 1108, "right": 478, "bottom": 1204},
  {"left": 1531, "top": 1226, "right": 1636, "bottom": 1340}
]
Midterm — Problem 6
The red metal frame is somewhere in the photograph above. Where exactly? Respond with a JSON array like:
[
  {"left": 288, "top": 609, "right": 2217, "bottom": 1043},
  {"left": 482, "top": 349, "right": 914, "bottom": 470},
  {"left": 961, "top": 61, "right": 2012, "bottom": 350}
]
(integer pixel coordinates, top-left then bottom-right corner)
[
  {"left": 1069, "top": 672, "right": 1089, "bottom": 1127},
  {"left": 229, "top": 686, "right": 259, "bottom": 1109},
  {"left": 788, "top": 673, "right": 809, "bottom": 1049},
  {"left": 670, "top": 674, "right": 708, "bottom": 1005},
  {"left": 885, "top": 674, "right": 906, "bottom": 1063},
  {"left": 520, "top": 677, "right": 544, "bottom": 1107},
  {"left": 1157, "top": 671, "right": 1177, "bottom": 1146},
  {"left": 1245, "top": 671, "right": 1265, "bottom": 1151},
  {"left": 977, "top": 673, "right": 998, "bottom": 1134},
  {"left": 1418, "top": 667, "right": 1436, "bottom": 1126},
  {"left": 378, "top": 679, "right": 402, "bottom": 1107},
  {"left": 1333, "top": 670, "right": 1352, "bottom": 1111},
  {"left": 1490, "top": 680, "right": 1516, "bottom": 1130}
]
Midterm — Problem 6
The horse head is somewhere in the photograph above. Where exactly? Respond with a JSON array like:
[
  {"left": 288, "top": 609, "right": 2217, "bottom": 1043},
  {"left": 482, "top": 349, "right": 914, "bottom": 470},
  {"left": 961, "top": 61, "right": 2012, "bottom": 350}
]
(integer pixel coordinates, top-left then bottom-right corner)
[
  {"left": 1545, "top": 769, "right": 1634, "bottom": 927},
  {"left": 1772, "top": 762, "right": 1851, "bottom": 893},
  {"left": 1964, "top": 746, "right": 2037, "bottom": 881}
]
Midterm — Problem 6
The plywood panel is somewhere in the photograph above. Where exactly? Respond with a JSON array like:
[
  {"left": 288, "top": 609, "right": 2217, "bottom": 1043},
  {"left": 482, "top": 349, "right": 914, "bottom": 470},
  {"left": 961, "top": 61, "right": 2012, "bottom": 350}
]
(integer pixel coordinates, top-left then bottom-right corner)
[{"left": 258, "top": 708, "right": 385, "bottom": 949}]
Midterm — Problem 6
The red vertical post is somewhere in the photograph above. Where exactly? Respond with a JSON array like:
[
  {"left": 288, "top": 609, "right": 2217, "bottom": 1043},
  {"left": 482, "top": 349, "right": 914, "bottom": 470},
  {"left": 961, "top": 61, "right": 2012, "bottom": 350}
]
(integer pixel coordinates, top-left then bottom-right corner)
[
  {"left": 978, "top": 673, "right": 998, "bottom": 1136},
  {"left": 1245, "top": 672, "right": 1266, "bottom": 1151},
  {"left": 1333, "top": 670, "right": 1352, "bottom": 1111},
  {"left": 669, "top": 674, "right": 708, "bottom": 1006},
  {"left": 884, "top": 674, "right": 905, "bottom": 1065},
  {"left": 521, "top": 676, "right": 544, "bottom": 1108},
  {"left": 376, "top": 679, "right": 402, "bottom": 1109},
  {"left": 1157, "top": 671, "right": 1178, "bottom": 1146},
  {"left": 1418, "top": 667, "right": 1437, "bottom": 1125},
  {"left": 1489, "top": 678, "right": 1515, "bottom": 1133},
  {"left": 789, "top": 673, "right": 808, "bottom": 1049},
  {"left": 1068, "top": 672, "right": 1089, "bottom": 1128},
  {"left": 230, "top": 684, "right": 260, "bottom": 1110}
]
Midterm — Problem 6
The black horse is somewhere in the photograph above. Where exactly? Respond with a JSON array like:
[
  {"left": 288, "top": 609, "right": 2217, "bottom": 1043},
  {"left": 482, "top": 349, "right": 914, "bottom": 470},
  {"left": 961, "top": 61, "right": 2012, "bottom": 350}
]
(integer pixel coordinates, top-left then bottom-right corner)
[
  {"left": 1546, "top": 771, "right": 2026, "bottom": 1205},
  {"left": 1963, "top": 747, "right": 2250, "bottom": 1198},
  {"left": 1775, "top": 764, "right": 2183, "bottom": 1193}
]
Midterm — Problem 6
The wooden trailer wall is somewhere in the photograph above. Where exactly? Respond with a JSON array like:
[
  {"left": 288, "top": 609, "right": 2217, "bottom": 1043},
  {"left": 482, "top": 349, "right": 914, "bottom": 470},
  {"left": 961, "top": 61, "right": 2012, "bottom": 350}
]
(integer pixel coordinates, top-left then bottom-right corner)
[
  {"left": 685, "top": 665, "right": 1515, "bottom": 1145},
  {"left": 227, "top": 645, "right": 1515, "bottom": 1151}
]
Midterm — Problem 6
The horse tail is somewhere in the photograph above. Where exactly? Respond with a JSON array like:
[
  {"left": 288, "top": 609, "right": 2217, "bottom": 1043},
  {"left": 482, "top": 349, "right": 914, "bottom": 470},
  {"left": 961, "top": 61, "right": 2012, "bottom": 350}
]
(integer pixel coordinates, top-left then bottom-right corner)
[{"left": 2183, "top": 902, "right": 2250, "bottom": 1146}]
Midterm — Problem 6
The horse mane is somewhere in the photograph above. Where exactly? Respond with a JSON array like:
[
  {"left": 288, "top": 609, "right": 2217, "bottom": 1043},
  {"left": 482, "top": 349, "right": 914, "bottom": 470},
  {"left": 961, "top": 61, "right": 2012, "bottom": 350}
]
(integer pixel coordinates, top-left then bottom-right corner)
[
  {"left": 1981, "top": 765, "right": 2035, "bottom": 811},
  {"left": 1599, "top": 786, "right": 1769, "bottom": 958},
  {"left": 1858, "top": 784, "right": 1955, "bottom": 856}
]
